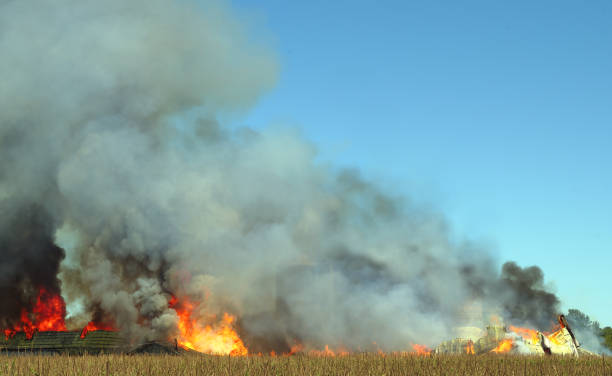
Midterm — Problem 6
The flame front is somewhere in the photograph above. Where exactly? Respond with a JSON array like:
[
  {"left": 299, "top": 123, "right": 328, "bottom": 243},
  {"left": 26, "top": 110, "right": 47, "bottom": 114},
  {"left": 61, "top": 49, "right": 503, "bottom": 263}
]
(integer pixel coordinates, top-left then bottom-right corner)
[
  {"left": 309, "top": 345, "right": 350, "bottom": 356},
  {"left": 170, "top": 296, "right": 247, "bottom": 356},
  {"left": 289, "top": 342, "right": 304, "bottom": 355},
  {"left": 411, "top": 344, "right": 432, "bottom": 355}
]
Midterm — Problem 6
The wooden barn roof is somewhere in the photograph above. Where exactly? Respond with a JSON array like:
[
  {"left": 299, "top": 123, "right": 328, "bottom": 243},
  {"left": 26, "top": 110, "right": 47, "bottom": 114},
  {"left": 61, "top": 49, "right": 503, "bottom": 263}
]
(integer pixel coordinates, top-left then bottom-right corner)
[{"left": 1, "top": 330, "right": 123, "bottom": 353}]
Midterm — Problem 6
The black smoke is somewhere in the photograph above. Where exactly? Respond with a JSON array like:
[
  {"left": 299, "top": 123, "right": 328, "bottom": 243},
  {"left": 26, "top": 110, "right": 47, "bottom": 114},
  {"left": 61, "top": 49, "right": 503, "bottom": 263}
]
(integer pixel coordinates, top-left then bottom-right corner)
[
  {"left": 0, "top": 202, "right": 65, "bottom": 328},
  {"left": 498, "top": 262, "right": 560, "bottom": 329}
]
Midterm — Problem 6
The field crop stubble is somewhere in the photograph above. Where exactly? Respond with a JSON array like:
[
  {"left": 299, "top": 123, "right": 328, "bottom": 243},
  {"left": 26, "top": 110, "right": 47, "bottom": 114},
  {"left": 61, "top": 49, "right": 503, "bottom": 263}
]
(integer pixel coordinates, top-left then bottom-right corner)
[{"left": 0, "top": 354, "right": 611, "bottom": 376}]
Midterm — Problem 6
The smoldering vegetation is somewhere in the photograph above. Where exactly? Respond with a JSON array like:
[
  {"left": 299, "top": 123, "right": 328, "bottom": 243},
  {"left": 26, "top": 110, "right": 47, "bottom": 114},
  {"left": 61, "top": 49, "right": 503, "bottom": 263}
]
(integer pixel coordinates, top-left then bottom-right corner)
[{"left": 0, "top": 0, "right": 606, "bottom": 354}]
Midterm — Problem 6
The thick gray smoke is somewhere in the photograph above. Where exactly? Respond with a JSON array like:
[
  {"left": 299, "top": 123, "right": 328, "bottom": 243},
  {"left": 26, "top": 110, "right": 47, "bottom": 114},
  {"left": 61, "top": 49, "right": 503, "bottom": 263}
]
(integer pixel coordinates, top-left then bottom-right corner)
[{"left": 1, "top": 0, "right": 568, "bottom": 351}]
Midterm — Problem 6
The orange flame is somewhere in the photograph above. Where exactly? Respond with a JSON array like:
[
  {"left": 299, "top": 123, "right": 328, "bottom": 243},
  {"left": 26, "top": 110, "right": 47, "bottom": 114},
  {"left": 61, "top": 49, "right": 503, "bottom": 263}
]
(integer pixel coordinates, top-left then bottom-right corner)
[
  {"left": 309, "top": 345, "right": 350, "bottom": 356},
  {"left": 547, "top": 330, "right": 566, "bottom": 345},
  {"left": 3, "top": 287, "right": 66, "bottom": 339},
  {"left": 491, "top": 339, "right": 513, "bottom": 353},
  {"left": 80, "top": 321, "right": 117, "bottom": 339},
  {"left": 411, "top": 344, "right": 432, "bottom": 356},
  {"left": 169, "top": 295, "right": 247, "bottom": 356},
  {"left": 509, "top": 324, "right": 569, "bottom": 347},
  {"left": 465, "top": 340, "right": 475, "bottom": 354},
  {"left": 508, "top": 325, "right": 539, "bottom": 343},
  {"left": 288, "top": 342, "right": 304, "bottom": 355}
]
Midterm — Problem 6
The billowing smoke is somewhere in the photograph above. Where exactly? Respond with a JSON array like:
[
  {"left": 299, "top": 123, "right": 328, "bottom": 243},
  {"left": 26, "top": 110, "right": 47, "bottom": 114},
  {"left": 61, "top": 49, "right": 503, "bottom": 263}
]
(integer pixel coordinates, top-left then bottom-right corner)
[
  {"left": 0, "top": 0, "right": 572, "bottom": 351},
  {"left": 496, "top": 262, "right": 560, "bottom": 329}
]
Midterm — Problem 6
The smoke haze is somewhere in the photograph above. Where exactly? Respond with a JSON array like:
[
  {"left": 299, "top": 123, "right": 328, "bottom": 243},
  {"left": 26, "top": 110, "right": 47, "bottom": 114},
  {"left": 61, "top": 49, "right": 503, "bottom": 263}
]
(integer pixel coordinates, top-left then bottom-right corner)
[{"left": 1, "top": 0, "right": 600, "bottom": 352}]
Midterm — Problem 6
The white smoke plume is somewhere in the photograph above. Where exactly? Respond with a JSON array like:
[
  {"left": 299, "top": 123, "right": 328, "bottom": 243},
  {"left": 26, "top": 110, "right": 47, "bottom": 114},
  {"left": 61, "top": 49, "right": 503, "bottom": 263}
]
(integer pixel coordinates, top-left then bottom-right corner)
[{"left": 0, "top": 0, "right": 576, "bottom": 352}]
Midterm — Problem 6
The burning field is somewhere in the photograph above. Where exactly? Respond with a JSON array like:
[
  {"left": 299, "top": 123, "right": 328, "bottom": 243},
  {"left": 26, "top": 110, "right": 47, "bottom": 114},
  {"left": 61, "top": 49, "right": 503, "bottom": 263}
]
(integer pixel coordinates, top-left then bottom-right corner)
[{"left": 0, "top": 0, "right": 610, "bottom": 362}]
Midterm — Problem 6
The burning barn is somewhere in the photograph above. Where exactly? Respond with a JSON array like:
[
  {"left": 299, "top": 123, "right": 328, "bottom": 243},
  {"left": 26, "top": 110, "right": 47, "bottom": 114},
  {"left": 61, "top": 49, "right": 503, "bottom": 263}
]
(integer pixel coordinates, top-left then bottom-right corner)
[
  {"left": 0, "top": 283, "right": 599, "bottom": 356},
  {"left": 434, "top": 315, "right": 595, "bottom": 356},
  {"left": 0, "top": 330, "right": 123, "bottom": 355},
  {"left": 1, "top": 0, "right": 609, "bottom": 359}
]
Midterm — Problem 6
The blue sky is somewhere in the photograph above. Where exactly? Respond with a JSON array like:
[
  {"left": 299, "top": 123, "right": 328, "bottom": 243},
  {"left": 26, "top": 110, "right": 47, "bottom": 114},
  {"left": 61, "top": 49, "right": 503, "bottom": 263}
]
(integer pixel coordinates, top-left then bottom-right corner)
[{"left": 229, "top": 0, "right": 611, "bottom": 326}]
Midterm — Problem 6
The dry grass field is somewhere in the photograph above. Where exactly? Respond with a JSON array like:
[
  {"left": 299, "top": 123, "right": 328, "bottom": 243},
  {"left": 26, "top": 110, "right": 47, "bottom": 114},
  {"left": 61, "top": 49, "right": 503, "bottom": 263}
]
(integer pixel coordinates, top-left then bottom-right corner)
[{"left": 0, "top": 353, "right": 610, "bottom": 376}]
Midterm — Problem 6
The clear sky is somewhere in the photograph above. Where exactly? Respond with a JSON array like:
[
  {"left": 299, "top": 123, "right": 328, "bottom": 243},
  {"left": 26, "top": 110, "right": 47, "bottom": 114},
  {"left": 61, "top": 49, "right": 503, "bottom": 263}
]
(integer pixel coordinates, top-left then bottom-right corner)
[{"left": 228, "top": 0, "right": 612, "bottom": 326}]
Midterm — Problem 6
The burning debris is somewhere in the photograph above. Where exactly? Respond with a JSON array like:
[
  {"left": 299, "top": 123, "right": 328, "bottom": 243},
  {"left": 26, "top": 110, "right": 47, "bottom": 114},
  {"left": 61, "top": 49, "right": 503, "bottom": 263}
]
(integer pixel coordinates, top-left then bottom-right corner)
[
  {"left": 435, "top": 315, "right": 594, "bottom": 356},
  {"left": 0, "top": 291, "right": 599, "bottom": 357}
]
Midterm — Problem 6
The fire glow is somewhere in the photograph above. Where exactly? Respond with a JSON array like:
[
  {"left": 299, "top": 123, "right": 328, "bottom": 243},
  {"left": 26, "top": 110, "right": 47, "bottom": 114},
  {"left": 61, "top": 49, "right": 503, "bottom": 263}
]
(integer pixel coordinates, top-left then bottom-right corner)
[
  {"left": 308, "top": 345, "right": 350, "bottom": 357},
  {"left": 508, "top": 325, "right": 539, "bottom": 343},
  {"left": 465, "top": 340, "right": 475, "bottom": 354},
  {"left": 80, "top": 321, "right": 117, "bottom": 339},
  {"left": 411, "top": 344, "right": 432, "bottom": 356},
  {"left": 168, "top": 295, "right": 248, "bottom": 356},
  {"left": 1, "top": 289, "right": 582, "bottom": 357},
  {"left": 491, "top": 339, "right": 514, "bottom": 353},
  {"left": 3, "top": 287, "right": 66, "bottom": 339},
  {"left": 489, "top": 321, "right": 573, "bottom": 354},
  {"left": 1, "top": 287, "right": 120, "bottom": 341}
]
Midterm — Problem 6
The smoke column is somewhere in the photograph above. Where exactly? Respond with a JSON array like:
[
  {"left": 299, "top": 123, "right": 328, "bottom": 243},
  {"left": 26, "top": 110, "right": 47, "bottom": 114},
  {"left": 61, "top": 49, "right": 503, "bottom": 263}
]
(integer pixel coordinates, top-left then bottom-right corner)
[{"left": 0, "top": 0, "right": 583, "bottom": 352}]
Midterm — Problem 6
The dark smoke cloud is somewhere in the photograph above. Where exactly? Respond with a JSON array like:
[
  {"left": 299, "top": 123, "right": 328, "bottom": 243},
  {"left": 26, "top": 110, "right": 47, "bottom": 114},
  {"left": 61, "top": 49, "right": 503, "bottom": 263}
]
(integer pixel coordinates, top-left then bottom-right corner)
[
  {"left": 0, "top": 203, "right": 65, "bottom": 328},
  {"left": 0, "top": 0, "right": 572, "bottom": 351},
  {"left": 498, "top": 262, "right": 560, "bottom": 329}
]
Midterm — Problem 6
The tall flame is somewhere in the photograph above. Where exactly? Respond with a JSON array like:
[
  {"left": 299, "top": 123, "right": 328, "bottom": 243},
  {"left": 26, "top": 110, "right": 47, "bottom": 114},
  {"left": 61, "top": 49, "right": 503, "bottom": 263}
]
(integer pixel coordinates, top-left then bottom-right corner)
[
  {"left": 169, "top": 295, "right": 247, "bottom": 355},
  {"left": 465, "top": 340, "right": 475, "bottom": 354},
  {"left": 3, "top": 287, "right": 66, "bottom": 339}
]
